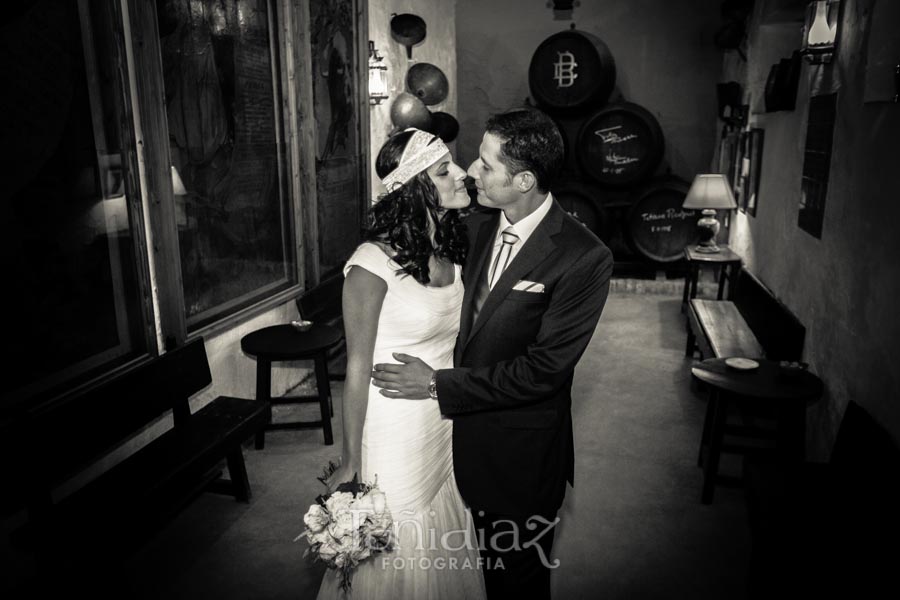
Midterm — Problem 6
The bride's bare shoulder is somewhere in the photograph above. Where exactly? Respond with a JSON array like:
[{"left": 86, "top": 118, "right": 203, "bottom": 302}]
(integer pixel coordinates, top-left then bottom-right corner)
[{"left": 363, "top": 240, "right": 395, "bottom": 258}]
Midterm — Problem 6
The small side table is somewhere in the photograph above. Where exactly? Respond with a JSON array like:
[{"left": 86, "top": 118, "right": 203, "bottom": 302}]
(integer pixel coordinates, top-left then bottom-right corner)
[
  {"left": 241, "top": 323, "right": 343, "bottom": 449},
  {"left": 691, "top": 358, "right": 823, "bottom": 504},
  {"left": 682, "top": 245, "right": 743, "bottom": 309}
]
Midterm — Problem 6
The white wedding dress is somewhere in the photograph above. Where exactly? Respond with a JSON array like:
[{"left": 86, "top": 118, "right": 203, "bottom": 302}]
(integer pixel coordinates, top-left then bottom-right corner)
[{"left": 316, "top": 243, "right": 486, "bottom": 600}]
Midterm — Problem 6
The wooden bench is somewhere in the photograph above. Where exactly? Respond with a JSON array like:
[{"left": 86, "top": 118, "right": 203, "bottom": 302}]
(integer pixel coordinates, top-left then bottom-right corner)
[
  {"left": 5, "top": 338, "right": 267, "bottom": 592},
  {"left": 685, "top": 267, "right": 805, "bottom": 362},
  {"left": 743, "top": 401, "right": 900, "bottom": 597}
]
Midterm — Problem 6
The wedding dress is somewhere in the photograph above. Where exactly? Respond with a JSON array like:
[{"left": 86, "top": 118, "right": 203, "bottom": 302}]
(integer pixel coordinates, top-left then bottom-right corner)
[{"left": 317, "top": 243, "right": 486, "bottom": 599}]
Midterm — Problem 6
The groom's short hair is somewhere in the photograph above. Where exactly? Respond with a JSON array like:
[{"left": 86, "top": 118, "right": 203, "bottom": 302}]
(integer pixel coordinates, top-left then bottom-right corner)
[{"left": 485, "top": 108, "right": 564, "bottom": 194}]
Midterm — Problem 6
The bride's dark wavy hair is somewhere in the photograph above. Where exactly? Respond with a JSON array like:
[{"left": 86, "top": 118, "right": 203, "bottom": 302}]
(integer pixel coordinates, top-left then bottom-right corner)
[{"left": 367, "top": 130, "right": 468, "bottom": 285}]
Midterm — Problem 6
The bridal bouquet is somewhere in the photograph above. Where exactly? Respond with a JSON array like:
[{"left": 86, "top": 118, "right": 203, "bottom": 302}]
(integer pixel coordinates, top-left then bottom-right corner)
[{"left": 297, "top": 463, "right": 394, "bottom": 593}]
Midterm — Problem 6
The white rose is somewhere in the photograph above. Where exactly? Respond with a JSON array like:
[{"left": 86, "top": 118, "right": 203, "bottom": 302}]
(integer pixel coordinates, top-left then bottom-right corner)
[
  {"left": 325, "top": 492, "right": 354, "bottom": 515},
  {"left": 303, "top": 504, "right": 330, "bottom": 534},
  {"left": 316, "top": 540, "right": 339, "bottom": 563},
  {"left": 328, "top": 510, "right": 356, "bottom": 540}
]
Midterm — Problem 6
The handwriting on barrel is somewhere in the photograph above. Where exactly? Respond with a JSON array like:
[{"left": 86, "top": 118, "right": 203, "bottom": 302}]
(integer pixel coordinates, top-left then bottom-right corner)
[
  {"left": 641, "top": 208, "right": 694, "bottom": 222},
  {"left": 605, "top": 152, "right": 639, "bottom": 166},
  {"left": 594, "top": 125, "right": 638, "bottom": 145}
]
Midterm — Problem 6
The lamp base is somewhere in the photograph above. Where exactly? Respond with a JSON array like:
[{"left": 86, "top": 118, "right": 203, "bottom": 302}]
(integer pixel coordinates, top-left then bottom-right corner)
[
  {"left": 693, "top": 242, "right": 722, "bottom": 254},
  {"left": 694, "top": 209, "right": 722, "bottom": 254}
]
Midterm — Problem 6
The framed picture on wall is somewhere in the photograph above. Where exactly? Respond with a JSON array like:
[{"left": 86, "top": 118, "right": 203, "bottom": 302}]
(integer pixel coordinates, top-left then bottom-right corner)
[
  {"left": 799, "top": 94, "right": 837, "bottom": 238},
  {"left": 734, "top": 130, "right": 749, "bottom": 211},
  {"left": 728, "top": 130, "right": 742, "bottom": 192},
  {"left": 745, "top": 128, "right": 764, "bottom": 216},
  {"left": 717, "top": 128, "right": 739, "bottom": 185}
]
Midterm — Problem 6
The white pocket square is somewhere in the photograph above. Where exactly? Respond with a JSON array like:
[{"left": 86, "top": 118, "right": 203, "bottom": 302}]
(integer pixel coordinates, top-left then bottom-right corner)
[{"left": 513, "top": 280, "right": 545, "bottom": 293}]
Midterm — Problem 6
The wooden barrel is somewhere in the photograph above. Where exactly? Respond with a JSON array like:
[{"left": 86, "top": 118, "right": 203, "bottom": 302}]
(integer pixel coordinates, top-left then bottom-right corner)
[
  {"left": 552, "top": 115, "right": 580, "bottom": 178},
  {"left": 554, "top": 187, "right": 609, "bottom": 241},
  {"left": 528, "top": 30, "right": 616, "bottom": 113},
  {"left": 575, "top": 102, "right": 665, "bottom": 188},
  {"left": 625, "top": 177, "right": 697, "bottom": 263}
]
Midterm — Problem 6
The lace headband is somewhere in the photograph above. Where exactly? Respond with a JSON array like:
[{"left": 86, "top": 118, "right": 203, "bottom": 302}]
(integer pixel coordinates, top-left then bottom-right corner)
[{"left": 380, "top": 129, "right": 450, "bottom": 193}]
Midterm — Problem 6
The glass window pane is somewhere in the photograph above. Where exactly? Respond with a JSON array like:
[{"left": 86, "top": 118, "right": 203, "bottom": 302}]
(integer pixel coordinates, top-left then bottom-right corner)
[
  {"left": 0, "top": 1, "right": 148, "bottom": 409},
  {"left": 159, "top": 0, "right": 296, "bottom": 330},
  {"left": 311, "top": 0, "right": 365, "bottom": 277}
]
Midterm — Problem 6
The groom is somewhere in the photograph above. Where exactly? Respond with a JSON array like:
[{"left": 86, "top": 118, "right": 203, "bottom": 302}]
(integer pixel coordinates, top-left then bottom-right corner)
[{"left": 371, "top": 108, "right": 613, "bottom": 599}]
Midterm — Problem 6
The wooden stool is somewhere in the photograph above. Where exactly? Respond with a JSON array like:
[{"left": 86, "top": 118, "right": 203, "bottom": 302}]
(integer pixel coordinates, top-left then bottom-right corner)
[{"left": 241, "top": 323, "right": 342, "bottom": 448}]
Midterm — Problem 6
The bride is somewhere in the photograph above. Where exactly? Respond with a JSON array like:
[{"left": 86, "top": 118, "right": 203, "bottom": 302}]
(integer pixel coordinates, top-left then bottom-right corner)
[{"left": 316, "top": 129, "right": 486, "bottom": 599}]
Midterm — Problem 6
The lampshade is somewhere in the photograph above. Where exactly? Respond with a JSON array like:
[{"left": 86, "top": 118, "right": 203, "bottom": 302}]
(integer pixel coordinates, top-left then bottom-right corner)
[
  {"left": 682, "top": 174, "right": 737, "bottom": 210},
  {"left": 801, "top": 0, "right": 839, "bottom": 64}
]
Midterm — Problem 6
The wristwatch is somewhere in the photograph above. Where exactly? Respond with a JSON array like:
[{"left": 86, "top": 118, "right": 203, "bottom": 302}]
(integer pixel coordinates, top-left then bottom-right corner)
[{"left": 428, "top": 371, "right": 438, "bottom": 400}]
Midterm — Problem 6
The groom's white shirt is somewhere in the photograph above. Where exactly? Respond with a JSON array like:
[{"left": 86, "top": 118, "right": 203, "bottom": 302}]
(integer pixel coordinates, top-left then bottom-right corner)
[{"left": 486, "top": 192, "right": 553, "bottom": 277}]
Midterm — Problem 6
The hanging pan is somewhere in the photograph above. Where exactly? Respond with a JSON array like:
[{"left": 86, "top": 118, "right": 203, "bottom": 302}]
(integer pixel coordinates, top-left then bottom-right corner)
[
  {"left": 427, "top": 112, "right": 459, "bottom": 143},
  {"left": 406, "top": 62, "right": 449, "bottom": 105},
  {"left": 391, "top": 13, "right": 426, "bottom": 59},
  {"left": 390, "top": 92, "right": 433, "bottom": 131}
]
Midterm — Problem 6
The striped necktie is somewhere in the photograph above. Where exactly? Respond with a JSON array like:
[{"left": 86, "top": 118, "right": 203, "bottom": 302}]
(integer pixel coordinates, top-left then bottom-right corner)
[{"left": 488, "top": 227, "right": 519, "bottom": 289}]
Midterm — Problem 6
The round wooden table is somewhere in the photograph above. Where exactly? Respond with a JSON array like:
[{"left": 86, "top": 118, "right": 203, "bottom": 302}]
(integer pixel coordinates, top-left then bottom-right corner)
[
  {"left": 241, "top": 323, "right": 343, "bottom": 448},
  {"left": 691, "top": 357, "right": 823, "bottom": 504}
]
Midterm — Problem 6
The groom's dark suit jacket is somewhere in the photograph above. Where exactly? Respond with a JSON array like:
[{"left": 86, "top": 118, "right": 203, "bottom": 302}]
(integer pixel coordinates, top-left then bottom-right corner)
[{"left": 435, "top": 199, "right": 613, "bottom": 516}]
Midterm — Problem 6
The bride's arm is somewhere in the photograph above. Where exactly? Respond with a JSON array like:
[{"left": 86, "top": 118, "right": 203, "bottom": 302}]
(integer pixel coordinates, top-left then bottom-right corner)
[{"left": 328, "top": 265, "right": 386, "bottom": 487}]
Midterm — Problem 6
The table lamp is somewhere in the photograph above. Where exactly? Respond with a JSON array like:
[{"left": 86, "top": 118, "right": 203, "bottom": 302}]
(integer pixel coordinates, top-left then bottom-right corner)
[{"left": 682, "top": 174, "right": 737, "bottom": 253}]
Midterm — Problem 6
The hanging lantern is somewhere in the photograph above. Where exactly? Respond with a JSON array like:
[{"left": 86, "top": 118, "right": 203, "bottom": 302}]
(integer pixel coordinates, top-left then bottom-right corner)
[
  {"left": 800, "top": 1, "right": 840, "bottom": 64},
  {"left": 368, "top": 41, "right": 389, "bottom": 105}
]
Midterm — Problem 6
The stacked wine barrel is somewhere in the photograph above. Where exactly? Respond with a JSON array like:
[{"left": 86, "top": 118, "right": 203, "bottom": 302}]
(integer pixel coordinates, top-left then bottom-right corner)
[{"left": 529, "top": 29, "right": 697, "bottom": 266}]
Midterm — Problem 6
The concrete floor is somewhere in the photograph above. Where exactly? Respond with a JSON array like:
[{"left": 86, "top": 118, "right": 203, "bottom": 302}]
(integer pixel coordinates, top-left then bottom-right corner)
[{"left": 5, "top": 289, "right": 752, "bottom": 599}]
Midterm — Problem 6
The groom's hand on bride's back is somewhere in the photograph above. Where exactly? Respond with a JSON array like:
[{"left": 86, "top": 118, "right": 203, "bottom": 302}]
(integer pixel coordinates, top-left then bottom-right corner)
[{"left": 371, "top": 353, "right": 433, "bottom": 399}]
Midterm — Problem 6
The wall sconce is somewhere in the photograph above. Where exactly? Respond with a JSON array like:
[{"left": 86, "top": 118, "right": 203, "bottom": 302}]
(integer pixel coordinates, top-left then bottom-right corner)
[
  {"left": 368, "top": 41, "right": 389, "bottom": 105},
  {"left": 682, "top": 174, "right": 737, "bottom": 254},
  {"left": 801, "top": 0, "right": 840, "bottom": 64}
]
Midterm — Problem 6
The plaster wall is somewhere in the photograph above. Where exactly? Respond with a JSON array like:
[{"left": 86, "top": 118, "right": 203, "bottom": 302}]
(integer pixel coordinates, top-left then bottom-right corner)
[
  {"left": 455, "top": 0, "right": 722, "bottom": 179},
  {"left": 725, "top": 0, "right": 900, "bottom": 456},
  {"left": 368, "top": 0, "right": 458, "bottom": 196}
]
